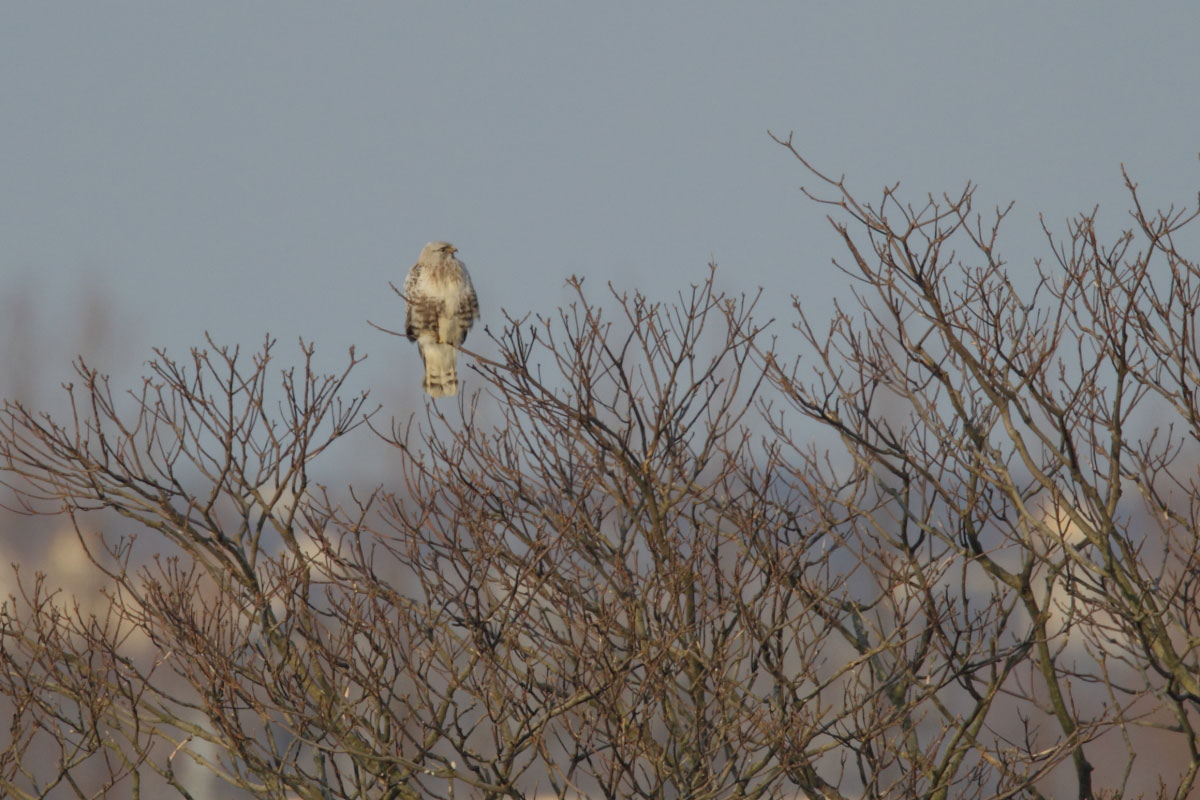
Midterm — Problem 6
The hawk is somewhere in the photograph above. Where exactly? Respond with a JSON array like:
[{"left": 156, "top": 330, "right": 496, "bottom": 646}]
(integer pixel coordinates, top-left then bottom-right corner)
[{"left": 403, "top": 241, "right": 479, "bottom": 397}]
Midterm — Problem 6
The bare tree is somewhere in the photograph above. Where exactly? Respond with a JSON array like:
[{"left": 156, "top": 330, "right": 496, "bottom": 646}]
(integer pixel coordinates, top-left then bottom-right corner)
[
  {"left": 2, "top": 146, "right": 1198, "bottom": 799},
  {"left": 762, "top": 134, "right": 1200, "bottom": 799}
]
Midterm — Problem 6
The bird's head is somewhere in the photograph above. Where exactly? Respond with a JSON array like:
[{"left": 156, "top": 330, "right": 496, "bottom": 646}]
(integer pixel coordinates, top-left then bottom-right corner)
[{"left": 421, "top": 241, "right": 458, "bottom": 262}]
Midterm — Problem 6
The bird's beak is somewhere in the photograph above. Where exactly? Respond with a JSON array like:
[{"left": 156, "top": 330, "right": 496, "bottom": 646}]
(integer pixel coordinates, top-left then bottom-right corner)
[{"left": 448, "top": 246, "right": 457, "bottom": 254}]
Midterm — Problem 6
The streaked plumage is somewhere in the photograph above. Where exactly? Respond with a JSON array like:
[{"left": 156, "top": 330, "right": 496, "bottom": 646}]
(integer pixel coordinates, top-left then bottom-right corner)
[{"left": 403, "top": 241, "right": 479, "bottom": 397}]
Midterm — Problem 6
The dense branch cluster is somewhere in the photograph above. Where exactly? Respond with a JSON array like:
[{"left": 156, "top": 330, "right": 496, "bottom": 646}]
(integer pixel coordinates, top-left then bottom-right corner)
[{"left": 2, "top": 148, "right": 1199, "bottom": 799}]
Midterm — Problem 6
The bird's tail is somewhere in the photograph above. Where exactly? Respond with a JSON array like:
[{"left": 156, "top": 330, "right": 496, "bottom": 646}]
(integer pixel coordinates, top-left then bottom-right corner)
[{"left": 420, "top": 342, "right": 459, "bottom": 398}]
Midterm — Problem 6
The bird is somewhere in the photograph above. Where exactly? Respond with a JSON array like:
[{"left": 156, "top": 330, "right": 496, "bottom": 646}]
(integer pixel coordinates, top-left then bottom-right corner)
[{"left": 403, "top": 241, "right": 479, "bottom": 397}]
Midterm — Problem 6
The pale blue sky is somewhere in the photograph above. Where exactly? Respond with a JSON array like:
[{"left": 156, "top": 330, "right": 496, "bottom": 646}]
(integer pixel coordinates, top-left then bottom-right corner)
[{"left": 2, "top": 3, "right": 1198, "bottom": 398}]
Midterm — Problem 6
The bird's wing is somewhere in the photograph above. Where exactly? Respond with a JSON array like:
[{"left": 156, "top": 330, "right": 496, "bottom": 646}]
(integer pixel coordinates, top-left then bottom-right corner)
[{"left": 403, "top": 263, "right": 425, "bottom": 340}]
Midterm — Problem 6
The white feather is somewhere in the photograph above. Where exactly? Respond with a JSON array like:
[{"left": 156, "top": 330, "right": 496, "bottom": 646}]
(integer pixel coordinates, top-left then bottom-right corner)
[{"left": 419, "top": 340, "right": 460, "bottom": 398}]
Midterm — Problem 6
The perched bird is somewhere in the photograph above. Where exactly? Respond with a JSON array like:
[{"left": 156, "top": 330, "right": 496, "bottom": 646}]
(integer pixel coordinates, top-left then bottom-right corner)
[{"left": 403, "top": 241, "right": 479, "bottom": 397}]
